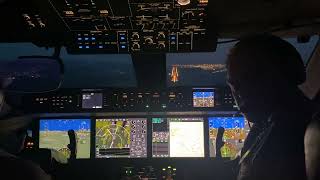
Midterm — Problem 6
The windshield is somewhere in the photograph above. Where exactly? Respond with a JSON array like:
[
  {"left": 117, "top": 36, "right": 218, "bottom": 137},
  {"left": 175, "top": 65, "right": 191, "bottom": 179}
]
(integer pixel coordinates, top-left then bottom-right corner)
[{"left": 0, "top": 36, "right": 318, "bottom": 88}]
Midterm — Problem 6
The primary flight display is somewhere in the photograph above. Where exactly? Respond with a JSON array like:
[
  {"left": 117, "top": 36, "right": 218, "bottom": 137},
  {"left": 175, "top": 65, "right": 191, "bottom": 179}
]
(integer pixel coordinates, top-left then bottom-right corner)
[
  {"left": 208, "top": 116, "right": 250, "bottom": 158},
  {"left": 39, "top": 119, "right": 91, "bottom": 159}
]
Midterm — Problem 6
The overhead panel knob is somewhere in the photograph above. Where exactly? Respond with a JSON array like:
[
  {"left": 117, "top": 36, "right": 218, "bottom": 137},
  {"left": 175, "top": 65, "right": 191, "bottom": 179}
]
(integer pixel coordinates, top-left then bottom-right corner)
[
  {"left": 158, "top": 43, "right": 166, "bottom": 49},
  {"left": 177, "top": 0, "right": 190, "bottom": 6},
  {"left": 145, "top": 38, "right": 153, "bottom": 44}
]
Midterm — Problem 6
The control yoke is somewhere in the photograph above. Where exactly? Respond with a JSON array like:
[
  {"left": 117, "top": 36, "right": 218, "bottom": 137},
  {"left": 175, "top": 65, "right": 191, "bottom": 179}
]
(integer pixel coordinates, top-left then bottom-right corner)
[{"left": 67, "top": 129, "right": 77, "bottom": 160}]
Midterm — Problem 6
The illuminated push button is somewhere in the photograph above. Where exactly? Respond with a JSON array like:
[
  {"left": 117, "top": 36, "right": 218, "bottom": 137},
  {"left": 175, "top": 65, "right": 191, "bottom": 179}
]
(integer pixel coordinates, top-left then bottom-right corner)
[{"left": 177, "top": 0, "right": 190, "bottom": 5}]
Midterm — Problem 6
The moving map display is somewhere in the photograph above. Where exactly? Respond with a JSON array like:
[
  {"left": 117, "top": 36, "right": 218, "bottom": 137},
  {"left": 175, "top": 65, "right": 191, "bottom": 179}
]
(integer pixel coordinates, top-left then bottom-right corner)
[
  {"left": 95, "top": 118, "right": 147, "bottom": 158},
  {"left": 39, "top": 119, "right": 91, "bottom": 159},
  {"left": 152, "top": 117, "right": 204, "bottom": 158},
  {"left": 193, "top": 89, "right": 215, "bottom": 107},
  {"left": 209, "top": 116, "right": 250, "bottom": 158}
]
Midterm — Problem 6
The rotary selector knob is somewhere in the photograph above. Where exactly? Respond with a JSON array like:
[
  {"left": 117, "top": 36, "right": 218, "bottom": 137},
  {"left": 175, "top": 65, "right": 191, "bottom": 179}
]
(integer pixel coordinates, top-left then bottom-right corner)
[
  {"left": 132, "top": 33, "right": 140, "bottom": 40},
  {"left": 177, "top": 0, "right": 190, "bottom": 6},
  {"left": 145, "top": 38, "right": 153, "bottom": 44},
  {"left": 132, "top": 42, "right": 140, "bottom": 50},
  {"left": 158, "top": 43, "right": 166, "bottom": 49},
  {"left": 158, "top": 32, "right": 166, "bottom": 40}
]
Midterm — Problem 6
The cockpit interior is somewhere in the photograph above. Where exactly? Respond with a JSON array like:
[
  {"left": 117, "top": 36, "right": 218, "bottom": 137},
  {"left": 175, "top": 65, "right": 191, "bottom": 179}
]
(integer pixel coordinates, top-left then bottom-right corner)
[{"left": 0, "top": 0, "right": 319, "bottom": 179}]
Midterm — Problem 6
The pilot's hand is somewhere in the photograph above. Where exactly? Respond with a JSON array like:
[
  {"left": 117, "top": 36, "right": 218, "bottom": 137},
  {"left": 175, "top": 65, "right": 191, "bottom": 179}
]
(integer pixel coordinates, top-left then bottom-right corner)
[
  {"left": 216, "top": 141, "right": 225, "bottom": 149},
  {"left": 50, "top": 149, "right": 68, "bottom": 164},
  {"left": 216, "top": 127, "right": 225, "bottom": 158}
]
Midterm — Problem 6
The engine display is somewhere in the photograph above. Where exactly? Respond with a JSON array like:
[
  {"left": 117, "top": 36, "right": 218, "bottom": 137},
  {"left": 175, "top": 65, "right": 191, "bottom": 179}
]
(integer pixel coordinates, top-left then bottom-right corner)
[
  {"left": 152, "top": 117, "right": 204, "bottom": 158},
  {"left": 192, "top": 88, "right": 215, "bottom": 107},
  {"left": 39, "top": 119, "right": 91, "bottom": 159},
  {"left": 95, "top": 118, "right": 147, "bottom": 158}
]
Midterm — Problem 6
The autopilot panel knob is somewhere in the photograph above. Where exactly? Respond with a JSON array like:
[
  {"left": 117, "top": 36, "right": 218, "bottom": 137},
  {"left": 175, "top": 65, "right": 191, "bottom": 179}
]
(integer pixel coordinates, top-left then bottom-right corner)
[
  {"left": 158, "top": 43, "right": 166, "bottom": 49},
  {"left": 177, "top": 0, "right": 190, "bottom": 5},
  {"left": 158, "top": 32, "right": 166, "bottom": 40},
  {"left": 132, "top": 33, "right": 140, "bottom": 40},
  {"left": 145, "top": 38, "right": 154, "bottom": 44},
  {"left": 132, "top": 42, "right": 141, "bottom": 50}
]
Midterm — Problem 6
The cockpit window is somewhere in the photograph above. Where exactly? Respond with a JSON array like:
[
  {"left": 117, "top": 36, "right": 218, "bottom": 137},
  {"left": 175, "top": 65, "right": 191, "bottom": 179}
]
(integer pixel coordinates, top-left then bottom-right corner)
[
  {"left": 0, "top": 44, "right": 137, "bottom": 88},
  {"left": 167, "top": 36, "right": 319, "bottom": 87},
  {"left": 58, "top": 48, "right": 137, "bottom": 88},
  {"left": 285, "top": 36, "right": 319, "bottom": 64},
  {"left": 0, "top": 35, "right": 318, "bottom": 88},
  {"left": 0, "top": 43, "right": 54, "bottom": 59},
  {"left": 167, "top": 40, "right": 236, "bottom": 87}
]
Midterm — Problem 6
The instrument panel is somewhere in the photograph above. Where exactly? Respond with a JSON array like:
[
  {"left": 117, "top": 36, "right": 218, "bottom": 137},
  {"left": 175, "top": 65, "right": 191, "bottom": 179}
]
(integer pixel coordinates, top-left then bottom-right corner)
[
  {"left": 22, "top": 87, "right": 235, "bottom": 113},
  {"left": 23, "top": 87, "right": 244, "bottom": 179},
  {"left": 34, "top": 115, "right": 249, "bottom": 159}
]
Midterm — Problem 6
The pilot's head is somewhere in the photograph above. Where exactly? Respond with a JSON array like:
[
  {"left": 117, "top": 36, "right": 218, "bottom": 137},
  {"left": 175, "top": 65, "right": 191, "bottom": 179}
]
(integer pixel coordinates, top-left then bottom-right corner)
[{"left": 226, "top": 34, "right": 306, "bottom": 122}]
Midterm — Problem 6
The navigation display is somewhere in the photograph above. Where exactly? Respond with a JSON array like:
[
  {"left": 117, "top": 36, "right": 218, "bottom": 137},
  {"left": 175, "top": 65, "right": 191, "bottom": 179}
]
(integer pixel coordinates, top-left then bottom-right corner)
[
  {"left": 193, "top": 89, "right": 215, "bottom": 107},
  {"left": 209, "top": 116, "right": 250, "bottom": 158},
  {"left": 152, "top": 117, "right": 204, "bottom": 158},
  {"left": 39, "top": 119, "right": 91, "bottom": 159},
  {"left": 95, "top": 118, "right": 147, "bottom": 158},
  {"left": 82, "top": 93, "right": 103, "bottom": 109}
]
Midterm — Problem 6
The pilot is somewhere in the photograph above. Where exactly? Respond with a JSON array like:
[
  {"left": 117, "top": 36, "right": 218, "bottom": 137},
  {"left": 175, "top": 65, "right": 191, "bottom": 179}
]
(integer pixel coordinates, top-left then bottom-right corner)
[
  {"left": 0, "top": 90, "right": 51, "bottom": 180},
  {"left": 226, "top": 34, "right": 314, "bottom": 180}
]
